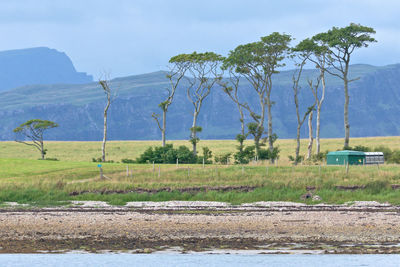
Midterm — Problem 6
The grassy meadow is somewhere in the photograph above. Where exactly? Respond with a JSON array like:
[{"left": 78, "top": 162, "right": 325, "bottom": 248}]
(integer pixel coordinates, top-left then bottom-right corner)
[{"left": 0, "top": 136, "right": 399, "bottom": 205}]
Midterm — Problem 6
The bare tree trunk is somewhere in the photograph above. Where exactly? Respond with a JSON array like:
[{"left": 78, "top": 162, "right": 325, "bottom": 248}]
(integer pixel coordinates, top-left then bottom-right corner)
[
  {"left": 162, "top": 110, "right": 166, "bottom": 147},
  {"left": 316, "top": 73, "right": 325, "bottom": 155},
  {"left": 344, "top": 73, "right": 350, "bottom": 148},
  {"left": 267, "top": 101, "right": 274, "bottom": 163},
  {"left": 40, "top": 140, "right": 45, "bottom": 160},
  {"left": 295, "top": 124, "right": 301, "bottom": 164},
  {"left": 191, "top": 112, "right": 198, "bottom": 155},
  {"left": 307, "top": 110, "right": 314, "bottom": 160},
  {"left": 102, "top": 105, "right": 109, "bottom": 162},
  {"left": 100, "top": 80, "right": 112, "bottom": 163}
]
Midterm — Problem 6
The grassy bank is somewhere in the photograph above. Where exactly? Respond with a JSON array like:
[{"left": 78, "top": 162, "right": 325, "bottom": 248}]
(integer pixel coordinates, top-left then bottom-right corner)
[{"left": 0, "top": 157, "right": 399, "bottom": 206}]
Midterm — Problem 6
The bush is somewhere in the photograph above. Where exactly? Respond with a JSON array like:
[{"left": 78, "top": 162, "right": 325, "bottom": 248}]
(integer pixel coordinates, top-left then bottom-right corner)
[
  {"left": 197, "top": 147, "right": 213, "bottom": 164},
  {"left": 135, "top": 144, "right": 198, "bottom": 164},
  {"left": 92, "top": 157, "right": 114, "bottom": 163},
  {"left": 258, "top": 147, "right": 280, "bottom": 160},
  {"left": 177, "top": 145, "right": 197, "bottom": 164},
  {"left": 288, "top": 155, "right": 304, "bottom": 164},
  {"left": 215, "top": 153, "right": 232, "bottom": 165},
  {"left": 121, "top": 158, "right": 135, "bottom": 164},
  {"left": 234, "top": 145, "right": 255, "bottom": 164}
]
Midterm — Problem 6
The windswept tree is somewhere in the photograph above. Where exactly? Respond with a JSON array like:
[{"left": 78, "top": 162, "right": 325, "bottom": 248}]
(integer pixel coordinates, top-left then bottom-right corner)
[
  {"left": 170, "top": 52, "right": 223, "bottom": 155},
  {"left": 290, "top": 49, "right": 316, "bottom": 165},
  {"left": 224, "top": 32, "right": 292, "bottom": 159},
  {"left": 313, "top": 23, "right": 376, "bottom": 148},
  {"left": 296, "top": 38, "right": 330, "bottom": 156},
  {"left": 152, "top": 59, "right": 190, "bottom": 147},
  {"left": 13, "top": 119, "right": 58, "bottom": 159},
  {"left": 99, "top": 78, "right": 116, "bottom": 162}
]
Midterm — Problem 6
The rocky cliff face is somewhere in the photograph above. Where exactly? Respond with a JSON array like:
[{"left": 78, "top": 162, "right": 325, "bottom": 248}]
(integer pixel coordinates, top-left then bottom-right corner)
[
  {"left": 0, "top": 47, "right": 92, "bottom": 92},
  {"left": 0, "top": 64, "right": 399, "bottom": 141}
]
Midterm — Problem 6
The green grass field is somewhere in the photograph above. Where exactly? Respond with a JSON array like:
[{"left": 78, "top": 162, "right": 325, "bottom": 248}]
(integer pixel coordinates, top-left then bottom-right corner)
[
  {"left": 2, "top": 136, "right": 400, "bottom": 163},
  {"left": 0, "top": 137, "right": 399, "bottom": 206}
]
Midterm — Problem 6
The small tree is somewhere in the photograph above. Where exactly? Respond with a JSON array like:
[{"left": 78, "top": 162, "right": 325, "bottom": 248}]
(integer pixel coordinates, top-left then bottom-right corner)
[
  {"left": 99, "top": 78, "right": 116, "bottom": 162},
  {"left": 313, "top": 23, "right": 376, "bottom": 148},
  {"left": 169, "top": 52, "right": 223, "bottom": 155},
  {"left": 13, "top": 119, "right": 58, "bottom": 159},
  {"left": 152, "top": 59, "right": 189, "bottom": 147}
]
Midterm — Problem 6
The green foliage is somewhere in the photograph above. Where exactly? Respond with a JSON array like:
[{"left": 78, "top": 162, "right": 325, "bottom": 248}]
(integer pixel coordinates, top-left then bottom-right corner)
[
  {"left": 92, "top": 157, "right": 114, "bottom": 163},
  {"left": 177, "top": 146, "right": 197, "bottom": 164},
  {"left": 13, "top": 119, "right": 58, "bottom": 133},
  {"left": 197, "top": 147, "right": 212, "bottom": 164},
  {"left": 121, "top": 158, "right": 135, "bottom": 164},
  {"left": 135, "top": 144, "right": 198, "bottom": 164},
  {"left": 234, "top": 145, "right": 255, "bottom": 164},
  {"left": 313, "top": 23, "right": 376, "bottom": 51},
  {"left": 169, "top": 51, "right": 224, "bottom": 64},
  {"left": 214, "top": 153, "right": 232, "bottom": 165},
  {"left": 288, "top": 155, "right": 304, "bottom": 164},
  {"left": 258, "top": 147, "right": 280, "bottom": 160},
  {"left": 308, "top": 151, "right": 329, "bottom": 164}
]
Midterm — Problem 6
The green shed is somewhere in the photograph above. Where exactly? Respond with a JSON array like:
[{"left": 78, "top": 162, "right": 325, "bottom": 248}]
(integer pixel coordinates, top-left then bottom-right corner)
[{"left": 326, "top": 150, "right": 365, "bottom": 165}]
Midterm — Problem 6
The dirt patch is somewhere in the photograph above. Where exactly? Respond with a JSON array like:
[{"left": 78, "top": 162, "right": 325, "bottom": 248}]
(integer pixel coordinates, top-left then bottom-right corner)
[{"left": 69, "top": 185, "right": 257, "bottom": 196}]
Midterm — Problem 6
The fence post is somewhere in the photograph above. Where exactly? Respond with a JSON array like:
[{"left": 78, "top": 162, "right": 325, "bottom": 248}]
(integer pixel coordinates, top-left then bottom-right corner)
[
  {"left": 242, "top": 166, "right": 244, "bottom": 175},
  {"left": 126, "top": 165, "right": 129, "bottom": 177},
  {"left": 158, "top": 165, "right": 161, "bottom": 178},
  {"left": 97, "top": 164, "right": 103, "bottom": 179},
  {"left": 153, "top": 161, "right": 155, "bottom": 175},
  {"left": 176, "top": 158, "right": 179, "bottom": 168},
  {"left": 266, "top": 166, "right": 268, "bottom": 176},
  {"left": 346, "top": 162, "right": 349, "bottom": 175},
  {"left": 203, "top": 158, "right": 205, "bottom": 169}
]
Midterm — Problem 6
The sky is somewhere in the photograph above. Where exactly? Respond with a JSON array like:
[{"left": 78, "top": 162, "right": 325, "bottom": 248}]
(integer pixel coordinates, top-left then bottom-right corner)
[{"left": 0, "top": 0, "right": 399, "bottom": 78}]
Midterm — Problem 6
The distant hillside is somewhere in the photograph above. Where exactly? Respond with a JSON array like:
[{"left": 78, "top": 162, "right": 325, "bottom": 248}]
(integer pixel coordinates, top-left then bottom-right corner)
[
  {"left": 0, "top": 47, "right": 92, "bottom": 92},
  {"left": 0, "top": 64, "right": 399, "bottom": 141}
]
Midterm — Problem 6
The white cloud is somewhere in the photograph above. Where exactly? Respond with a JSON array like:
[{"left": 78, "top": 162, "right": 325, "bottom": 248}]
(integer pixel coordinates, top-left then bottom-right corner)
[{"left": 0, "top": 0, "right": 397, "bottom": 77}]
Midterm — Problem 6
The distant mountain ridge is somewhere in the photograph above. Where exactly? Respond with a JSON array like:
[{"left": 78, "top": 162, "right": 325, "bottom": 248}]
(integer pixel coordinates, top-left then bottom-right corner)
[
  {"left": 0, "top": 47, "right": 92, "bottom": 92},
  {"left": 0, "top": 63, "right": 399, "bottom": 141}
]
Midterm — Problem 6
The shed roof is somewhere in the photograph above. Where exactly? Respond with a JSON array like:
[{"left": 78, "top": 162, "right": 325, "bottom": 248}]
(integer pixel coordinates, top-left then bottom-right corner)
[
  {"left": 327, "top": 150, "right": 365, "bottom": 156},
  {"left": 365, "top": 152, "right": 384, "bottom": 156}
]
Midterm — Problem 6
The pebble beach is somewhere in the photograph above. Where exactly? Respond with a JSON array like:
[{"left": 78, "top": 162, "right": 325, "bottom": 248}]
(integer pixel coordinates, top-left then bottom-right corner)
[{"left": 0, "top": 201, "right": 399, "bottom": 254}]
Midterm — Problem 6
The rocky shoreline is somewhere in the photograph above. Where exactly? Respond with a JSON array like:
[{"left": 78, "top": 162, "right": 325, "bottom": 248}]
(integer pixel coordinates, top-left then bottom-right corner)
[{"left": 0, "top": 201, "right": 399, "bottom": 254}]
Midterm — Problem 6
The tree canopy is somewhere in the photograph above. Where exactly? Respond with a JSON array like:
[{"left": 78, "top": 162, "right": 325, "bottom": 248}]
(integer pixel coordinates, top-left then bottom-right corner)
[{"left": 13, "top": 119, "right": 58, "bottom": 159}]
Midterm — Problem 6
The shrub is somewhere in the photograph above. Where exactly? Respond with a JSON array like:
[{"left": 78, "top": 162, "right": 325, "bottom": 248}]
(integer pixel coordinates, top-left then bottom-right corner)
[
  {"left": 121, "top": 158, "right": 135, "bottom": 164},
  {"left": 136, "top": 145, "right": 198, "bottom": 164},
  {"left": 258, "top": 147, "right": 280, "bottom": 160},
  {"left": 215, "top": 153, "right": 232, "bottom": 165},
  {"left": 92, "top": 157, "right": 114, "bottom": 163},
  {"left": 288, "top": 155, "right": 304, "bottom": 164},
  {"left": 197, "top": 147, "right": 213, "bottom": 164},
  {"left": 176, "top": 145, "right": 197, "bottom": 164},
  {"left": 234, "top": 145, "right": 255, "bottom": 164}
]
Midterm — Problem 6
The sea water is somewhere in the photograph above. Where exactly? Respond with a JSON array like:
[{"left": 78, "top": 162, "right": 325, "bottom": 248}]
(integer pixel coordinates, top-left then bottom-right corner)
[{"left": 0, "top": 254, "right": 399, "bottom": 267}]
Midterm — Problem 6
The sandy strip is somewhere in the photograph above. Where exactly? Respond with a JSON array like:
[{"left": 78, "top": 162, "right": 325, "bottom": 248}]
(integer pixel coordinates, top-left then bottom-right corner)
[{"left": 0, "top": 201, "right": 399, "bottom": 253}]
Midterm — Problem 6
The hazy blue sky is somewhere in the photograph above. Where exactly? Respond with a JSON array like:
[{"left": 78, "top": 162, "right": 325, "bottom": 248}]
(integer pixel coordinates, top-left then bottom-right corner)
[{"left": 0, "top": 0, "right": 398, "bottom": 78}]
